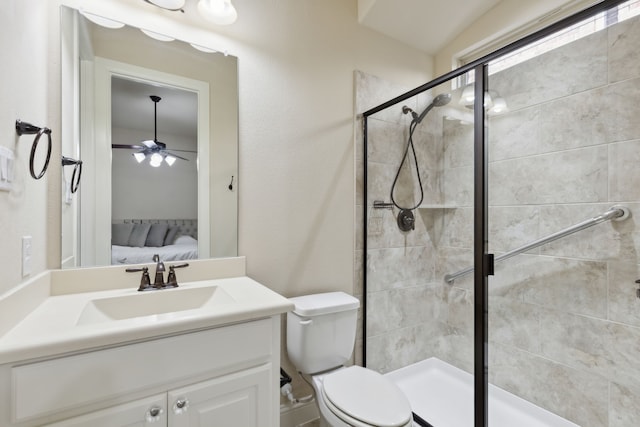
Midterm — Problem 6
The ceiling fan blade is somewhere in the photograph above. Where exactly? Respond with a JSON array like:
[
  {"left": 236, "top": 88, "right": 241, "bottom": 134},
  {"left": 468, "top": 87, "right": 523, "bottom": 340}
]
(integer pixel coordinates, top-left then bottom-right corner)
[
  {"left": 112, "top": 144, "right": 145, "bottom": 150},
  {"left": 141, "top": 139, "right": 158, "bottom": 149},
  {"left": 166, "top": 148, "right": 197, "bottom": 153},
  {"left": 164, "top": 151, "right": 190, "bottom": 161}
]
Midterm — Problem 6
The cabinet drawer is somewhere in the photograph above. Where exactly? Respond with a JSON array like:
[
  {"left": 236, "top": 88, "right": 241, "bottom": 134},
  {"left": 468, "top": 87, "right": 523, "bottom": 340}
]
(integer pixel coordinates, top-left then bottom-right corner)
[
  {"left": 45, "top": 394, "right": 166, "bottom": 427},
  {"left": 12, "top": 319, "right": 272, "bottom": 422}
]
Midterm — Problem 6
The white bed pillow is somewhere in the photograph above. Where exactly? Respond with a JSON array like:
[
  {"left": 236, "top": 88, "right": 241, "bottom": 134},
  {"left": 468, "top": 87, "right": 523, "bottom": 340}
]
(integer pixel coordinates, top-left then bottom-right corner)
[{"left": 173, "top": 235, "right": 197, "bottom": 245}]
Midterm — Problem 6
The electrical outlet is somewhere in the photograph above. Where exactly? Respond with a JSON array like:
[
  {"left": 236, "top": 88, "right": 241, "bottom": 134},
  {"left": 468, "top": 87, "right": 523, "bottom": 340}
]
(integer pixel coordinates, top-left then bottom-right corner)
[{"left": 22, "top": 236, "right": 32, "bottom": 277}]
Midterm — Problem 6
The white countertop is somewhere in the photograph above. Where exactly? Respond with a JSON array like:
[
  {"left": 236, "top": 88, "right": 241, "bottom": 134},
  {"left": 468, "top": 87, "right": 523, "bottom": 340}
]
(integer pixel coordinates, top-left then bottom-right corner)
[{"left": 0, "top": 258, "right": 293, "bottom": 365}]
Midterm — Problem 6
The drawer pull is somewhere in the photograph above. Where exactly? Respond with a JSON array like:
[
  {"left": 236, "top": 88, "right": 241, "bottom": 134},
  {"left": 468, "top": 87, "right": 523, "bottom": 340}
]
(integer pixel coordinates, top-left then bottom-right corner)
[
  {"left": 146, "top": 405, "right": 164, "bottom": 422},
  {"left": 173, "top": 398, "right": 189, "bottom": 414}
]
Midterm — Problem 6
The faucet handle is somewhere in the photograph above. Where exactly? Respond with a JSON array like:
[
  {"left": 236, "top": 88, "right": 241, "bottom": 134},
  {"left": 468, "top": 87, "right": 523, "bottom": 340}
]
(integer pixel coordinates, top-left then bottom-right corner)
[
  {"left": 165, "top": 263, "right": 189, "bottom": 288},
  {"left": 126, "top": 266, "right": 153, "bottom": 291}
]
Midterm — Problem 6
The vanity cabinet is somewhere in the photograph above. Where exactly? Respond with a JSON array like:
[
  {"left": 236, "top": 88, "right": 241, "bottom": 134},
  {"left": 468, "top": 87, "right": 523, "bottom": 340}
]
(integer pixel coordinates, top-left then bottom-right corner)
[
  {"left": 48, "top": 364, "right": 270, "bottom": 427},
  {"left": 1, "top": 317, "right": 280, "bottom": 427}
]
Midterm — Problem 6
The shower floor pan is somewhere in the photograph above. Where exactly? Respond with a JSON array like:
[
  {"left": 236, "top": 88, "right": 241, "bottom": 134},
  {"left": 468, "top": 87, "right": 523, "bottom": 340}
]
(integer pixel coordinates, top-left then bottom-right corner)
[{"left": 385, "top": 358, "right": 579, "bottom": 427}]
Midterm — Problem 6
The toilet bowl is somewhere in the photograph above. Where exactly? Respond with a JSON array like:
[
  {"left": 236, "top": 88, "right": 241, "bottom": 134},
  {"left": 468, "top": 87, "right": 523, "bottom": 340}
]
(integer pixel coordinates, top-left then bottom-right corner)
[{"left": 286, "top": 292, "right": 413, "bottom": 427}]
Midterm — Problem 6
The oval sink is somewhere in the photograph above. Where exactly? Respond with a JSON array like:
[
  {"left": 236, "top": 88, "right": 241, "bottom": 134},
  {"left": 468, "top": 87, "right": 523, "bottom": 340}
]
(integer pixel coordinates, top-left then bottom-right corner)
[{"left": 76, "top": 286, "right": 236, "bottom": 325}]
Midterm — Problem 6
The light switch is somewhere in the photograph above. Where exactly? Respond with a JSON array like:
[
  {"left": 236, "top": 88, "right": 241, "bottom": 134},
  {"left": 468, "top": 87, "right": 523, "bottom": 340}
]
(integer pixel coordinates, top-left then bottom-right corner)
[{"left": 0, "top": 146, "right": 15, "bottom": 192}]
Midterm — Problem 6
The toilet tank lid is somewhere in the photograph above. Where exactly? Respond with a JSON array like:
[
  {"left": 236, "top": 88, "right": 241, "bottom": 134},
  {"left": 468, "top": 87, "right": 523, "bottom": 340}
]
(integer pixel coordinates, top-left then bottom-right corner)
[{"left": 289, "top": 292, "right": 360, "bottom": 317}]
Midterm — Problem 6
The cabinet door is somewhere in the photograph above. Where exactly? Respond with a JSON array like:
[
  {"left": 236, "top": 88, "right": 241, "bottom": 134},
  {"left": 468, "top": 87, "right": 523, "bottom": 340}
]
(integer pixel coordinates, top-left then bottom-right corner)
[
  {"left": 168, "top": 364, "right": 272, "bottom": 427},
  {"left": 45, "top": 394, "right": 167, "bottom": 427}
]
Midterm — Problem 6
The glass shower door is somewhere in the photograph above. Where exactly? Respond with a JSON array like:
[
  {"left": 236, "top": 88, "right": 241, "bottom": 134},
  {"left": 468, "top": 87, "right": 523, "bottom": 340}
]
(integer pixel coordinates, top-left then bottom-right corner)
[
  {"left": 362, "top": 71, "right": 479, "bottom": 426},
  {"left": 486, "top": 3, "right": 640, "bottom": 425}
]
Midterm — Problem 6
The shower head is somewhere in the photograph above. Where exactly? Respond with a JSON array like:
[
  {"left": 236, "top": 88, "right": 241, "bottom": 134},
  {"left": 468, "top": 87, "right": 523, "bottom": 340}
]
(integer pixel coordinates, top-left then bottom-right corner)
[
  {"left": 432, "top": 93, "right": 452, "bottom": 107},
  {"left": 410, "top": 93, "right": 452, "bottom": 125}
]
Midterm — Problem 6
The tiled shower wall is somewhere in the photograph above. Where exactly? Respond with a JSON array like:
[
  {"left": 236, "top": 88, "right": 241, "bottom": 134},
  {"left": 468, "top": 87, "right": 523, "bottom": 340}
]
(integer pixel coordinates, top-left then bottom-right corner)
[{"left": 356, "top": 14, "right": 640, "bottom": 427}]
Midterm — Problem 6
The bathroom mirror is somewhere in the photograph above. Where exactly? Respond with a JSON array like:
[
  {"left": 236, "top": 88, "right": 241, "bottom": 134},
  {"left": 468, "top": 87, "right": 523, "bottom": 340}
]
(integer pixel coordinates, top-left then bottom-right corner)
[{"left": 60, "top": 6, "right": 238, "bottom": 268}]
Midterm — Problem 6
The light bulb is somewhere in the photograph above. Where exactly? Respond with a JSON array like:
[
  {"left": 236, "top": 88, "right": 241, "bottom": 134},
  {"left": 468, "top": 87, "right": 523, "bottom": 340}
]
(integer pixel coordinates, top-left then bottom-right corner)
[
  {"left": 133, "top": 152, "right": 146, "bottom": 163},
  {"left": 460, "top": 85, "right": 474, "bottom": 106},
  {"left": 198, "top": 0, "right": 238, "bottom": 25},
  {"left": 165, "top": 155, "right": 177, "bottom": 166},
  {"left": 489, "top": 97, "right": 508, "bottom": 115},
  {"left": 460, "top": 85, "right": 494, "bottom": 110},
  {"left": 150, "top": 153, "right": 163, "bottom": 167}
]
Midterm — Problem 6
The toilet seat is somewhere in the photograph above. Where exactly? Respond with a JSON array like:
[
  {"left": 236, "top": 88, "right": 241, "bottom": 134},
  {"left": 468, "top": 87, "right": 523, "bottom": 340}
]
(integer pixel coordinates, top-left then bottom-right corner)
[{"left": 321, "top": 366, "right": 412, "bottom": 427}]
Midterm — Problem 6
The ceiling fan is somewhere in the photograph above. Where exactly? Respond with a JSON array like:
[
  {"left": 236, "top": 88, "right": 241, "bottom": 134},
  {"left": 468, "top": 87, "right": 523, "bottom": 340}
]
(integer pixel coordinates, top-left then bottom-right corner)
[{"left": 112, "top": 95, "right": 195, "bottom": 167}]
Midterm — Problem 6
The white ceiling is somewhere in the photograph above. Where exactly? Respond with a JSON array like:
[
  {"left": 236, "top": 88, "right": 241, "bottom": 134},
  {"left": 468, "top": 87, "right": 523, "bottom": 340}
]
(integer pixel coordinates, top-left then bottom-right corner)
[
  {"left": 111, "top": 77, "right": 198, "bottom": 141},
  {"left": 358, "top": 0, "right": 504, "bottom": 54}
]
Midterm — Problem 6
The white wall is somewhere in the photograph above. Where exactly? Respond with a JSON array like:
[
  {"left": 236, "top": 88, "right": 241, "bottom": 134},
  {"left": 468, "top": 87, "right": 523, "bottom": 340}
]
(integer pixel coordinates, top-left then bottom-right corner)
[
  {"left": 229, "top": 0, "right": 433, "bottom": 296},
  {"left": 0, "top": 0, "right": 434, "bottom": 297},
  {"left": 0, "top": 0, "right": 55, "bottom": 294}
]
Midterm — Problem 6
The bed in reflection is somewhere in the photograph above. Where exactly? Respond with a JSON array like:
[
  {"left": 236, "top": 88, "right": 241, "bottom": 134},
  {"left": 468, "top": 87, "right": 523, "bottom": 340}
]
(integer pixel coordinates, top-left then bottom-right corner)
[{"left": 111, "top": 219, "right": 198, "bottom": 265}]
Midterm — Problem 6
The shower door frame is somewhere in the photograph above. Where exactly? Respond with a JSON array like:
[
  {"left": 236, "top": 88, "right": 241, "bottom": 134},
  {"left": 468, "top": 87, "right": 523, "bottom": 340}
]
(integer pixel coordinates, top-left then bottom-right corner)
[{"left": 361, "top": 1, "right": 627, "bottom": 426}]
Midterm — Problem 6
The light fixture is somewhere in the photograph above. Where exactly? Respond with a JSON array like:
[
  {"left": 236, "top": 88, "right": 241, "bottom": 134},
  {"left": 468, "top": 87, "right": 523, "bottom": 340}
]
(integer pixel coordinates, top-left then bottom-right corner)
[
  {"left": 112, "top": 95, "right": 194, "bottom": 167},
  {"left": 164, "top": 155, "right": 177, "bottom": 166},
  {"left": 488, "top": 96, "right": 509, "bottom": 115},
  {"left": 198, "top": 0, "right": 238, "bottom": 25},
  {"left": 133, "top": 152, "right": 146, "bottom": 163},
  {"left": 460, "top": 85, "right": 475, "bottom": 107},
  {"left": 143, "top": 0, "right": 185, "bottom": 10},
  {"left": 140, "top": 28, "right": 175, "bottom": 42},
  {"left": 79, "top": 10, "right": 125, "bottom": 29},
  {"left": 459, "top": 85, "right": 494, "bottom": 110},
  {"left": 149, "top": 153, "right": 164, "bottom": 167}
]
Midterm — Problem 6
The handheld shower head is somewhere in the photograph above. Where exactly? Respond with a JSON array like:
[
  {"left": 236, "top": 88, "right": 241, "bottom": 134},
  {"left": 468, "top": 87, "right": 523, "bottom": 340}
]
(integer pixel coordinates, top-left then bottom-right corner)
[
  {"left": 432, "top": 93, "right": 452, "bottom": 107},
  {"left": 402, "top": 93, "right": 451, "bottom": 124}
]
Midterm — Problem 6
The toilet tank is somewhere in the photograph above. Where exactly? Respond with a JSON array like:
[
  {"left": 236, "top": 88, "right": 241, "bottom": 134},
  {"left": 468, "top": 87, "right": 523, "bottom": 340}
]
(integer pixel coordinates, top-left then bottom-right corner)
[{"left": 286, "top": 292, "right": 360, "bottom": 375}]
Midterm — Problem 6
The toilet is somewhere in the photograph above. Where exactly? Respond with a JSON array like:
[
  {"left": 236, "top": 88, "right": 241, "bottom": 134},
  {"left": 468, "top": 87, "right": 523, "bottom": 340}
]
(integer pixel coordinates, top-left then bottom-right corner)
[{"left": 287, "top": 292, "right": 413, "bottom": 427}]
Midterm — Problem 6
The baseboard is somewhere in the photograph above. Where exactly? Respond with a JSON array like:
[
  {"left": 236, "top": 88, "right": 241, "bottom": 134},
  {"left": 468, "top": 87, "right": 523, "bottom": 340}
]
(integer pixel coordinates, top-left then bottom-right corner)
[{"left": 280, "top": 399, "right": 319, "bottom": 427}]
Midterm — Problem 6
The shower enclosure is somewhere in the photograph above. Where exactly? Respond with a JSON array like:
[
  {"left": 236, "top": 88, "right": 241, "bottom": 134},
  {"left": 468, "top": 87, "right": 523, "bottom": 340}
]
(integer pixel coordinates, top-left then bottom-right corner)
[{"left": 358, "top": 1, "right": 640, "bottom": 426}]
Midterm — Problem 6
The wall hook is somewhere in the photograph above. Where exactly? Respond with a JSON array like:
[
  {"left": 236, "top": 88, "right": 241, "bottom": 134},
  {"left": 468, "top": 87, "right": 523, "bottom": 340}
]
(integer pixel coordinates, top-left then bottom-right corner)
[
  {"left": 228, "top": 175, "right": 234, "bottom": 191},
  {"left": 16, "top": 119, "right": 52, "bottom": 180}
]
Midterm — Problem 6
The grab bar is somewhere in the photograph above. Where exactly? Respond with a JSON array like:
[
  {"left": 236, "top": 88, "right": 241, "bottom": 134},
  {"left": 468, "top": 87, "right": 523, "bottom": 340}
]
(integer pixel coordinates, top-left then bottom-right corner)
[{"left": 444, "top": 205, "right": 630, "bottom": 284}]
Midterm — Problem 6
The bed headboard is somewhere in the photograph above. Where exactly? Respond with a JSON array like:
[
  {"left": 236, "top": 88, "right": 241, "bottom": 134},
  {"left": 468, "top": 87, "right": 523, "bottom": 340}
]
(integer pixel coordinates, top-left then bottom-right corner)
[{"left": 113, "top": 219, "right": 198, "bottom": 239}]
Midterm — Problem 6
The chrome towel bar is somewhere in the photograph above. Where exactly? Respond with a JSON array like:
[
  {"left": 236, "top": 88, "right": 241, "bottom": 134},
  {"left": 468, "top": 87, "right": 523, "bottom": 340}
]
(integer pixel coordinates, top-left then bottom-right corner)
[{"left": 444, "top": 205, "right": 630, "bottom": 284}]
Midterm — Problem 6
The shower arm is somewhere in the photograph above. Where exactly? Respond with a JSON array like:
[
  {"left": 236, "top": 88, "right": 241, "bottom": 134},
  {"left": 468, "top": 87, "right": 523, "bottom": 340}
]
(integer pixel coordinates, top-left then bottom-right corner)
[{"left": 444, "top": 205, "right": 630, "bottom": 284}]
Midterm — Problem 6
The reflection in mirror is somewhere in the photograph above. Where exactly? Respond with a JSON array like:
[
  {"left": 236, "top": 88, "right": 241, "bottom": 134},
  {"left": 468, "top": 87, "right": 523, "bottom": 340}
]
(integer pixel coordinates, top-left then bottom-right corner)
[
  {"left": 111, "top": 78, "right": 199, "bottom": 265},
  {"left": 60, "top": 6, "right": 238, "bottom": 268}
]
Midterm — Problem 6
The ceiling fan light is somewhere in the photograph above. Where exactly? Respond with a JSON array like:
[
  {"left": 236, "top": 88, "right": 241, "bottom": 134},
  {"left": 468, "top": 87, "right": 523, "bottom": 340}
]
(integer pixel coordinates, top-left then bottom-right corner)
[
  {"left": 133, "top": 152, "right": 146, "bottom": 163},
  {"left": 165, "top": 155, "right": 177, "bottom": 166},
  {"left": 198, "top": 0, "right": 238, "bottom": 25},
  {"left": 150, "top": 153, "right": 163, "bottom": 167}
]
